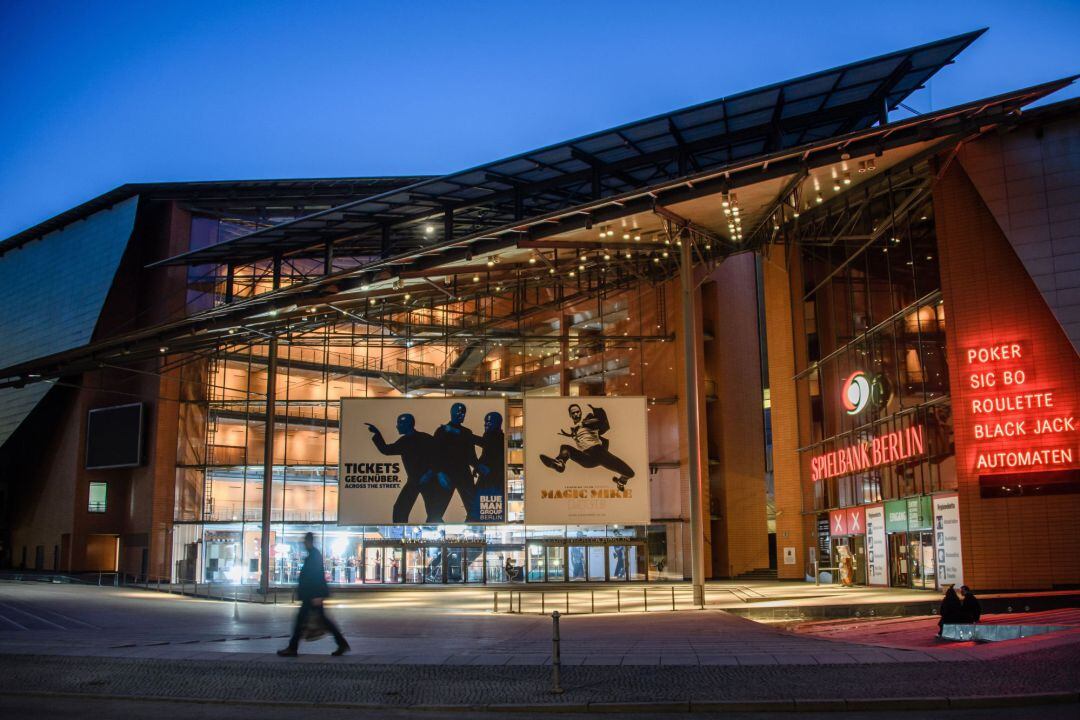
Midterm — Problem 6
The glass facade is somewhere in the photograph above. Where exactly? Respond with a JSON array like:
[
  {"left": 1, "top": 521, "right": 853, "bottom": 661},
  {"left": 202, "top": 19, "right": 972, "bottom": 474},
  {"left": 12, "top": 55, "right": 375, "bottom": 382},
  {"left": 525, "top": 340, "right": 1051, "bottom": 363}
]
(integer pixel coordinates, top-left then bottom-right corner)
[
  {"left": 172, "top": 222, "right": 688, "bottom": 585},
  {"left": 793, "top": 179, "right": 958, "bottom": 589}
]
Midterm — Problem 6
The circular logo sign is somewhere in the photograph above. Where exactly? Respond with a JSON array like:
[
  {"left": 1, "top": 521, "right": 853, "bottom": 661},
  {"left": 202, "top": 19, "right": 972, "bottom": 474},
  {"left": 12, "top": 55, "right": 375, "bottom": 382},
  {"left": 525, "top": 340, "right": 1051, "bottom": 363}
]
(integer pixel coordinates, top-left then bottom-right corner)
[{"left": 841, "top": 371, "right": 871, "bottom": 415}]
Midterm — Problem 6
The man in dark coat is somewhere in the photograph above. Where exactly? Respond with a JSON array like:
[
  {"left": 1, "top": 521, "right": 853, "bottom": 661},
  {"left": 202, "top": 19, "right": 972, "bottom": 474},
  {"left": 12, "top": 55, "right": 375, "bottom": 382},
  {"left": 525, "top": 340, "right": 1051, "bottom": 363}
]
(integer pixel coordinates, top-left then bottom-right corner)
[
  {"left": 937, "top": 585, "right": 964, "bottom": 637},
  {"left": 959, "top": 585, "right": 982, "bottom": 623},
  {"left": 367, "top": 413, "right": 437, "bottom": 523},
  {"left": 278, "top": 532, "right": 349, "bottom": 656}
]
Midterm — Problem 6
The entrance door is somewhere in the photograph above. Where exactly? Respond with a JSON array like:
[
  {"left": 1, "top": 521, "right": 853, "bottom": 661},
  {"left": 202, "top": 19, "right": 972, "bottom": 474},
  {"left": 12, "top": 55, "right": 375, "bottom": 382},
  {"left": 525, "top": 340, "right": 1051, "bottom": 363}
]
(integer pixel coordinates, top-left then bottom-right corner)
[
  {"left": 404, "top": 548, "right": 424, "bottom": 584},
  {"left": 587, "top": 546, "right": 606, "bottom": 581},
  {"left": 909, "top": 531, "right": 936, "bottom": 589},
  {"left": 364, "top": 547, "right": 385, "bottom": 583},
  {"left": 526, "top": 543, "right": 545, "bottom": 582},
  {"left": 545, "top": 545, "right": 565, "bottom": 581},
  {"left": 465, "top": 547, "right": 484, "bottom": 583},
  {"left": 888, "top": 533, "right": 910, "bottom": 587},
  {"left": 423, "top": 547, "right": 443, "bottom": 583},
  {"left": 609, "top": 546, "right": 628, "bottom": 581},
  {"left": 445, "top": 547, "right": 465, "bottom": 583},
  {"left": 567, "top": 546, "right": 587, "bottom": 581}
]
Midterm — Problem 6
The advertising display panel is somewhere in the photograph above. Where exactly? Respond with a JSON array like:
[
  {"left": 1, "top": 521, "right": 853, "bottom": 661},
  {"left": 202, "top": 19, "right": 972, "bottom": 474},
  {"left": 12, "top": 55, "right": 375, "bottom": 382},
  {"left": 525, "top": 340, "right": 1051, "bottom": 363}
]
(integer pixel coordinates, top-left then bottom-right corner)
[
  {"left": 864, "top": 504, "right": 888, "bottom": 586},
  {"left": 933, "top": 494, "right": 964, "bottom": 587},
  {"left": 338, "top": 398, "right": 507, "bottom": 525},
  {"left": 524, "top": 397, "right": 650, "bottom": 525}
]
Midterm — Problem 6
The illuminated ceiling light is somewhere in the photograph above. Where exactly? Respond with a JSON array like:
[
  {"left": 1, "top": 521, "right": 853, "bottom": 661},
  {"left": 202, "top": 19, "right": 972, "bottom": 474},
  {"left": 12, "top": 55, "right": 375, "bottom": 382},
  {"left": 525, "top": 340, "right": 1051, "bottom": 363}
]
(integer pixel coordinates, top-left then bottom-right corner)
[
  {"left": 578, "top": 264, "right": 585, "bottom": 271},
  {"left": 568, "top": 271, "right": 575, "bottom": 277},
  {"left": 723, "top": 208, "right": 730, "bottom": 216},
  {"left": 472, "top": 275, "right": 480, "bottom": 282},
  {"left": 920, "top": 215, "right": 928, "bottom": 221},
  {"left": 603, "top": 253, "right": 611, "bottom": 261},
  {"left": 403, "top": 293, "right": 411, "bottom": 300},
  {"left": 633, "top": 234, "right": 641, "bottom": 241},
  {"left": 653, "top": 257, "right": 660, "bottom": 263},
  {"left": 662, "top": 251, "right": 669, "bottom": 258},
  {"left": 579, "top": 254, "right": 587, "bottom": 262},
  {"left": 486, "top": 259, "right": 495, "bottom": 267},
  {"left": 548, "top": 268, "right": 555, "bottom": 274},
  {"left": 815, "top": 194, "right": 823, "bottom": 204},
  {"left": 832, "top": 182, "right": 841, "bottom": 192},
  {"left": 867, "top": 159, "right": 876, "bottom": 171},
  {"left": 623, "top": 232, "right": 630, "bottom": 240},
  {"left": 424, "top": 224, "right": 434, "bottom": 234},
  {"left": 926, "top": 255, "right": 933, "bottom": 261},
  {"left": 369, "top": 297, "right": 377, "bottom": 305},
  {"left": 843, "top": 172, "right": 851, "bottom": 185},
  {"left": 228, "top": 328, "right": 237, "bottom": 334},
  {"left": 624, "top": 252, "right": 632, "bottom": 259},
  {"left": 528, "top": 256, "right": 537, "bottom": 264},
  {"left": 159, "top": 346, "right": 168, "bottom": 353}
]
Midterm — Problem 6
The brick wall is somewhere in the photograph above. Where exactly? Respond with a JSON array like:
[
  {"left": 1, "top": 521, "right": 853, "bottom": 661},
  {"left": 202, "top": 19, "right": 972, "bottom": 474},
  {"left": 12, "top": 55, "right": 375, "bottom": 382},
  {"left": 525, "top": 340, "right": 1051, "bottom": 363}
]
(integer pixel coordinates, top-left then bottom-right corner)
[
  {"left": 703, "top": 253, "right": 769, "bottom": 577},
  {"left": 934, "top": 157, "right": 1080, "bottom": 590},
  {"left": 762, "top": 243, "right": 813, "bottom": 580}
]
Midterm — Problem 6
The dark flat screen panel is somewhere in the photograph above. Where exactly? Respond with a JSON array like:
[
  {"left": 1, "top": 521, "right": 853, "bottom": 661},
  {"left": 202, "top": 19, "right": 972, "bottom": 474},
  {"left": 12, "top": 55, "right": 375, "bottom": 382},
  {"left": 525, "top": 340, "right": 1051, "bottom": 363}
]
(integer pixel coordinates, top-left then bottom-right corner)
[{"left": 86, "top": 403, "right": 144, "bottom": 469}]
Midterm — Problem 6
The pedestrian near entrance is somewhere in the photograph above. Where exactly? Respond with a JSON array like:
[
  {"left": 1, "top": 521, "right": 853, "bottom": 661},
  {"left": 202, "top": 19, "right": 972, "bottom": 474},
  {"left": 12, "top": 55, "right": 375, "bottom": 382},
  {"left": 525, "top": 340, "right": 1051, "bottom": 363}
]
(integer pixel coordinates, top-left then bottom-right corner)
[
  {"left": 278, "top": 532, "right": 350, "bottom": 657},
  {"left": 936, "top": 584, "right": 964, "bottom": 637},
  {"left": 959, "top": 585, "right": 982, "bottom": 623}
]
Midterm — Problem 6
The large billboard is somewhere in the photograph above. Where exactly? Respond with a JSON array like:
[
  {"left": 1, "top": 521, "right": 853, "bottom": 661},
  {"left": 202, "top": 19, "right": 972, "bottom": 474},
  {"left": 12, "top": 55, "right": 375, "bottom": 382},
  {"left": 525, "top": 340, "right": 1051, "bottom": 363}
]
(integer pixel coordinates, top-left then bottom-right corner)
[
  {"left": 339, "top": 398, "right": 507, "bottom": 525},
  {"left": 523, "top": 397, "right": 650, "bottom": 525}
]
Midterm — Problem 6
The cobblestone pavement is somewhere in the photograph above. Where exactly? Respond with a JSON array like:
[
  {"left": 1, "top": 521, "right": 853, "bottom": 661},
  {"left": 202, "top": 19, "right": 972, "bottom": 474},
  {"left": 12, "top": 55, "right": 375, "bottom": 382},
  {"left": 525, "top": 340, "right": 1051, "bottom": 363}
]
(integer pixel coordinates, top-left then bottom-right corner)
[
  {"left": 1, "top": 694, "right": 1078, "bottom": 720},
  {"left": 0, "top": 645, "right": 1078, "bottom": 707}
]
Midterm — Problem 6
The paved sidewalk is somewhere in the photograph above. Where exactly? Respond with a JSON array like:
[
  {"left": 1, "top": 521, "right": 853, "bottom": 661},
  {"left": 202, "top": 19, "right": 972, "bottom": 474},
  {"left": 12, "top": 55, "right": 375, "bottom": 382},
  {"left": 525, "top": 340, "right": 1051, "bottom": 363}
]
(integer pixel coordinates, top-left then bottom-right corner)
[{"left": 6, "top": 581, "right": 1079, "bottom": 666}]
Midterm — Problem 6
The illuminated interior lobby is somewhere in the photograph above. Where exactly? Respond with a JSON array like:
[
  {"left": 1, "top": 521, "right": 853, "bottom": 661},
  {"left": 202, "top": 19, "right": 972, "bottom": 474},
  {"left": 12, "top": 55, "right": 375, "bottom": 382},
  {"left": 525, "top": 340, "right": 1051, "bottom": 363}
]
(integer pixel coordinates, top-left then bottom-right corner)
[{"left": 1, "top": 29, "right": 1077, "bottom": 592}]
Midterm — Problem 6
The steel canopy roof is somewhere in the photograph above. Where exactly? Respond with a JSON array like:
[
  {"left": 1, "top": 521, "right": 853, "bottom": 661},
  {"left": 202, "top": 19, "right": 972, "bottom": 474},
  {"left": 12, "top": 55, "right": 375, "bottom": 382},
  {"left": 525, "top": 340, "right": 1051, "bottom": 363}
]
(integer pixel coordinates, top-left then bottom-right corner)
[{"left": 150, "top": 30, "right": 987, "bottom": 269}]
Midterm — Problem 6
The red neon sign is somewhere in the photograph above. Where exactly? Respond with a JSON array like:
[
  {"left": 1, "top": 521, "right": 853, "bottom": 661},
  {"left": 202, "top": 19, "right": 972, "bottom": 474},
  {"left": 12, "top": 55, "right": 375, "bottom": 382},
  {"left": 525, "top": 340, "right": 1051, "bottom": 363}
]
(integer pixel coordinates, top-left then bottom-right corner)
[
  {"left": 811, "top": 425, "right": 925, "bottom": 482},
  {"left": 963, "top": 342, "right": 1075, "bottom": 474}
]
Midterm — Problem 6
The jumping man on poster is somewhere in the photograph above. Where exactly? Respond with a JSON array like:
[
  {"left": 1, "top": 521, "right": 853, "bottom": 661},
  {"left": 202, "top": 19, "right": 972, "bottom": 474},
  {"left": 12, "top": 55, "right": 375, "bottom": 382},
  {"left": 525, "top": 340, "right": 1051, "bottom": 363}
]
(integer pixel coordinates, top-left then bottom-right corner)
[
  {"left": 539, "top": 403, "right": 635, "bottom": 491},
  {"left": 366, "top": 413, "right": 437, "bottom": 523}
]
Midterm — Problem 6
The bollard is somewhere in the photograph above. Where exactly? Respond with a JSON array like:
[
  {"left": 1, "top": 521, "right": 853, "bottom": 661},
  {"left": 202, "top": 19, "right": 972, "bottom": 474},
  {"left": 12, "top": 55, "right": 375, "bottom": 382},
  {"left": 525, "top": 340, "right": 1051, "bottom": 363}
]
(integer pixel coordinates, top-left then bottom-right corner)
[
  {"left": 517, "top": 591, "right": 522, "bottom": 614},
  {"left": 233, "top": 590, "right": 240, "bottom": 621},
  {"left": 541, "top": 593, "right": 545, "bottom": 615},
  {"left": 672, "top": 586, "right": 676, "bottom": 611},
  {"left": 617, "top": 589, "right": 621, "bottom": 612},
  {"left": 551, "top": 611, "right": 564, "bottom": 694},
  {"left": 643, "top": 587, "right": 648, "bottom": 612},
  {"left": 591, "top": 590, "right": 595, "bottom": 614},
  {"left": 494, "top": 591, "right": 499, "bottom": 614},
  {"left": 566, "top": 591, "right": 570, "bottom": 615}
]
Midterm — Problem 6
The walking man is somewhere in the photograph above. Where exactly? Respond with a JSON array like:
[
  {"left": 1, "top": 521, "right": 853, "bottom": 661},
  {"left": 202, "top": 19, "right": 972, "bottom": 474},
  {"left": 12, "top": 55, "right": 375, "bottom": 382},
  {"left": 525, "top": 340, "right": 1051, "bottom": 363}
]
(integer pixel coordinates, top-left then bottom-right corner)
[
  {"left": 278, "top": 532, "right": 350, "bottom": 657},
  {"left": 539, "top": 403, "right": 635, "bottom": 490}
]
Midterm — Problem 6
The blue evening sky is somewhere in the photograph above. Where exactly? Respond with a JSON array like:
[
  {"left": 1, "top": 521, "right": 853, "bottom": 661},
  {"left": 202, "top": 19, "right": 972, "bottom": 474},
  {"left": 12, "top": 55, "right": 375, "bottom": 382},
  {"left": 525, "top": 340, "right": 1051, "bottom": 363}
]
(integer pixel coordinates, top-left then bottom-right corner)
[{"left": 1, "top": 1, "right": 1077, "bottom": 240}]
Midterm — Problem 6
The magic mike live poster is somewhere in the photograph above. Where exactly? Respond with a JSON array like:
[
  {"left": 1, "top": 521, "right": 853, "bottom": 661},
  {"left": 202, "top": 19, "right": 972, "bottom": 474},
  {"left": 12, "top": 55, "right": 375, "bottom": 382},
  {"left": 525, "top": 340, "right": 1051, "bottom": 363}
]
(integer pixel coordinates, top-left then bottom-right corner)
[
  {"left": 338, "top": 398, "right": 507, "bottom": 524},
  {"left": 524, "top": 397, "right": 650, "bottom": 525}
]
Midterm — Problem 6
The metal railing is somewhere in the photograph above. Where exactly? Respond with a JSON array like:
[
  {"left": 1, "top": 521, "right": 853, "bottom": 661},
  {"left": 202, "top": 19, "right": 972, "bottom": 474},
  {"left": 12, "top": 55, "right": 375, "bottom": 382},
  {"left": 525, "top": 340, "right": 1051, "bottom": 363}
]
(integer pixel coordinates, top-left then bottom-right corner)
[{"left": 494, "top": 585, "right": 706, "bottom": 615}]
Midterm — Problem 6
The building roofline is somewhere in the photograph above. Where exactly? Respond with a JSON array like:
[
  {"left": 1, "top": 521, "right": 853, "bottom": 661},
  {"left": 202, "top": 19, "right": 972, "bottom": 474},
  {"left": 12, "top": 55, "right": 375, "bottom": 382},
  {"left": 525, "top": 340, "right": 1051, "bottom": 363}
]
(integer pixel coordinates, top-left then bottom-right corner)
[{"left": 0, "top": 176, "right": 433, "bottom": 257}]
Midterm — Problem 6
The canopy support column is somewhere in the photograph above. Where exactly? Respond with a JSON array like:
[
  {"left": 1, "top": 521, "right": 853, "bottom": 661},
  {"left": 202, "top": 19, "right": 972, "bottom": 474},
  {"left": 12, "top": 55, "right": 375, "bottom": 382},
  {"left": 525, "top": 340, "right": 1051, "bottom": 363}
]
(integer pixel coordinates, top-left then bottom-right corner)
[{"left": 680, "top": 233, "right": 706, "bottom": 606}]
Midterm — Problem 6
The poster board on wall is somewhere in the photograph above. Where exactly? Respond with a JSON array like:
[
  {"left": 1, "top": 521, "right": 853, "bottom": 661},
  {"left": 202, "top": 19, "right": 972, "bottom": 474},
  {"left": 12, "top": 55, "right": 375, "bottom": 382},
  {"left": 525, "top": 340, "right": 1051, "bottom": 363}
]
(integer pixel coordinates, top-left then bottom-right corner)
[
  {"left": 338, "top": 397, "right": 507, "bottom": 525},
  {"left": 523, "top": 397, "right": 650, "bottom": 525},
  {"left": 933, "top": 494, "right": 964, "bottom": 588},
  {"left": 864, "top": 504, "right": 888, "bottom": 586}
]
